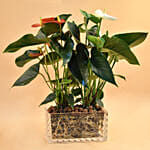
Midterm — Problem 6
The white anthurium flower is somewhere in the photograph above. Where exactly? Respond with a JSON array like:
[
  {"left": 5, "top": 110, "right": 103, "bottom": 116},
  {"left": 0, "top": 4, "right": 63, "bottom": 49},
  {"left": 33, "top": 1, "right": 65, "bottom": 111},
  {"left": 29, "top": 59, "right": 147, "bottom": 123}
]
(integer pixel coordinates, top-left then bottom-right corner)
[{"left": 95, "top": 9, "right": 117, "bottom": 20}]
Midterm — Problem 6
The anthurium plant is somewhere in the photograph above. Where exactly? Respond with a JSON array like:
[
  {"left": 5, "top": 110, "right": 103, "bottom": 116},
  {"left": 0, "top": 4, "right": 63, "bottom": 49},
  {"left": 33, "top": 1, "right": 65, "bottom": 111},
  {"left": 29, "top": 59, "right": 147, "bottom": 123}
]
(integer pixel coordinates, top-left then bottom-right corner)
[{"left": 3, "top": 10, "right": 147, "bottom": 112}]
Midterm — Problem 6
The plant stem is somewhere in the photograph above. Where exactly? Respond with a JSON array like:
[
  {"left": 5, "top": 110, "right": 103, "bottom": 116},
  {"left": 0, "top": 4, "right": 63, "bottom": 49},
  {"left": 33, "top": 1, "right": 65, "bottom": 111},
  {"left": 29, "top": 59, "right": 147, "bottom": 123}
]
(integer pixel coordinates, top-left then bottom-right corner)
[
  {"left": 38, "top": 56, "right": 54, "bottom": 90},
  {"left": 84, "top": 17, "right": 88, "bottom": 45},
  {"left": 41, "top": 63, "right": 54, "bottom": 90},
  {"left": 97, "top": 18, "right": 102, "bottom": 37},
  {"left": 38, "top": 72, "right": 52, "bottom": 90}
]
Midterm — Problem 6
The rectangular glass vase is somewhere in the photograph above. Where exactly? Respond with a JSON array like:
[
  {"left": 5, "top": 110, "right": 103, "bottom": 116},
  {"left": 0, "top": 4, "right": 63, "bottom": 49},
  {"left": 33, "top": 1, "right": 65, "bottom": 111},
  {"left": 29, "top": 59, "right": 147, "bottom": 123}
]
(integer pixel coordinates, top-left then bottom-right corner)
[{"left": 46, "top": 108, "right": 108, "bottom": 143}]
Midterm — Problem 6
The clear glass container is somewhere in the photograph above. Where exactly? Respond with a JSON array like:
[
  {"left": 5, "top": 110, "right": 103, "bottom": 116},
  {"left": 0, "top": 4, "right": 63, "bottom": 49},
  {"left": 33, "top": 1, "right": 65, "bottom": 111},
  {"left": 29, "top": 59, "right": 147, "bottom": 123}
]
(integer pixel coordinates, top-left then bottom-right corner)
[{"left": 46, "top": 108, "right": 108, "bottom": 143}]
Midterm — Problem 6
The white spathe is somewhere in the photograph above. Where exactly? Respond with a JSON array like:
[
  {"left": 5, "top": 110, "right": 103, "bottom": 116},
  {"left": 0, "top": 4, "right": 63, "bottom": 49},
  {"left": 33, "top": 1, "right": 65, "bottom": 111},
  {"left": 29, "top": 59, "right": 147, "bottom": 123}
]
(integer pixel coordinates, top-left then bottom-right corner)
[{"left": 95, "top": 9, "right": 117, "bottom": 20}]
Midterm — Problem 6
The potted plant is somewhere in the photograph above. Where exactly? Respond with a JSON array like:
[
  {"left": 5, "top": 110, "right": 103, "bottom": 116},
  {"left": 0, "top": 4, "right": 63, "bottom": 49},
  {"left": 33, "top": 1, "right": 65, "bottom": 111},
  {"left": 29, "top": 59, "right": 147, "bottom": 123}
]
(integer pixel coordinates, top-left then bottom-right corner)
[{"left": 3, "top": 9, "right": 148, "bottom": 143}]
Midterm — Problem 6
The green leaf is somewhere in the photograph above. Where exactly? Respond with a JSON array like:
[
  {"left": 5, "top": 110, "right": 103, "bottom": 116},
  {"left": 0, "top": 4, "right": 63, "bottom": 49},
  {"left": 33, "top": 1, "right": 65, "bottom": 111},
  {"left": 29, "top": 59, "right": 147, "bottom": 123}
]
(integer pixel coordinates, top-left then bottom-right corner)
[
  {"left": 80, "top": 10, "right": 101, "bottom": 24},
  {"left": 63, "top": 38, "right": 74, "bottom": 65},
  {"left": 3, "top": 34, "right": 47, "bottom": 53},
  {"left": 72, "top": 88, "right": 82, "bottom": 96},
  {"left": 39, "top": 93, "right": 56, "bottom": 106},
  {"left": 68, "top": 52, "right": 83, "bottom": 84},
  {"left": 41, "top": 14, "right": 71, "bottom": 36},
  {"left": 88, "top": 14, "right": 101, "bottom": 24},
  {"left": 87, "top": 35, "right": 105, "bottom": 49},
  {"left": 80, "top": 10, "right": 90, "bottom": 18},
  {"left": 65, "top": 94, "right": 74, "bottom": 108},
  {"left": 68, "top": 44, "right": 89, "bottom": 87},
  {"left": 114, "top": 32, "right": 148, "bottom": 48},
  {"left": 40, "top": 23, "right": 60, "bottom": 36},
  {"left": 40, "top": 52, "right": 61, "bottom": 65},
  {"left": 68, "top": 21, "right": 80, "bottom": 41},
  {"left": 90, "top": 47, "right": 117, "bottom": 85},
  {"left": 36, "top": 30, "right": 47, "bottom": 40},
  {"left": 76, "top": 43, "right": 89, "bottom": 85},
  {"left": 104, "top": 36, "right": 139, "bottom": 65},
  {"left": 114, "top": 74, "right": 126, "bottom": 80},
  {"left": 12, "top": 63, "right": 40, "bottom": 87},
  {"left": 59, "top": 14, "right": 72, "bottom": 21},
  {"left": 50, "top": 38, "right": 73, "bottom": 65},
  {"left": 15, "top": 50, "right": 41, "bottom": 67}
]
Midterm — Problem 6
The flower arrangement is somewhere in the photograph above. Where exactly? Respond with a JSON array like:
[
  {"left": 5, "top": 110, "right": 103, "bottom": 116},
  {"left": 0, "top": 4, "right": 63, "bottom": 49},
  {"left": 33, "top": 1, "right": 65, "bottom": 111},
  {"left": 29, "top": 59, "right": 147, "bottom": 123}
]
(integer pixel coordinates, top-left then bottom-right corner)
[{"left": 3, "top": 9, "right": 147, "bottom": 112}]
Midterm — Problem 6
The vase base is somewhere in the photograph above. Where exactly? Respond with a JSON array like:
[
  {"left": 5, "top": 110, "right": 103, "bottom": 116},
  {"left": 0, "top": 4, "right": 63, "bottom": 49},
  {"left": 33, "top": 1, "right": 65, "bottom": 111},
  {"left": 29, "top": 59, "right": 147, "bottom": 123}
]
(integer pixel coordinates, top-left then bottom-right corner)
[{"left": 46, "top": 108, "right": 108, "bottom": 143}]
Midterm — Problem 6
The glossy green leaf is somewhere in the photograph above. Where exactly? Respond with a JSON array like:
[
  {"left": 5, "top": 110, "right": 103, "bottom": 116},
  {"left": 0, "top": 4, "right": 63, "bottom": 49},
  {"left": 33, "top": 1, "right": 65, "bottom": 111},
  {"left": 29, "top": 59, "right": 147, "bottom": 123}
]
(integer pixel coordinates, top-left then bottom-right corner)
[
  {"left": 63, "top": 38, "right": 74, "bottom": 65},
  {"left": 80, "top": 10, "right": 101, "bottom": 24},
  {"left": 104, "top": 36, "right": 139, "bottom": 65},
  {"left": 12, "top": 63, "right": 40, "bottom": 87},
  {"left": 88, "top": 14, "right": 101, "bottom": 24},
  {"left": 80, "top": 10, "right": 90, "bottom": 18},
  {"left": 76, "top": 43, "right": 89, "bottom": 86},
  {"left": 40, "top": 23, "right": 60, "bottom": 36},
  {"left": 114, "top": 74, "right": 126, "bottom": 80},
  {"left": 68, "top": 44, "right": 89, "bottom": 87},
  {"left": 61, "top": 31, "right": 72, "bottom": 40},
  {"left": 68, "top": 52, "right": 83, "bottom": 84},
  {"left": 87, "top": 35, "right": 105, "bottom": 49},
  {"left": 37, "top": 14, "right": 71, "bottom": 37},
  {"left": 50, "top": 31, "right": 71, "bottom": 41},
  {"left": 3, "top": 34, "right": 47, "bottom": 53},
  {"left": 90, "top": 47, "right": 117, "bottom": 85},
  {"left": 36, "top": 30, "right": 47, "bottom": 40},
  {"left": 40, "top": 52, "right": 61, "bottom": 65},
  {"left": 114, "top": 32, "right": 148, "bottom": 48},
  {"left": 50, "top": 38, "right": 73, "bottom": 65},
  {"left": 65, "top": 94, "right": 74, "bottom": 108},
  {"left": 15, "top": 50, "right": 41, "bottom": 67},
  {"left": 59, "top": 14, "right": 72, "bottom": 21},
  {"left": 41, "top": 14, "right": 71, "bottom": 36},
  {"left": 68, "top": 22, "right": 80, "bottom": 41},
  {"left": 39, "top": 93, "right": 56, "bottom": 106}
]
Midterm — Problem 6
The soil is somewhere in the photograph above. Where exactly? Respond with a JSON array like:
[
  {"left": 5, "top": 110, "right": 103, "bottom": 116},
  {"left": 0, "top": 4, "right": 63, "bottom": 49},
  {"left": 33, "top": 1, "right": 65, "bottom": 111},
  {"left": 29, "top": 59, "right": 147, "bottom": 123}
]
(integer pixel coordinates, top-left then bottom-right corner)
[{"left": 47, "top": 105, "right": 102, "bottom": 113}]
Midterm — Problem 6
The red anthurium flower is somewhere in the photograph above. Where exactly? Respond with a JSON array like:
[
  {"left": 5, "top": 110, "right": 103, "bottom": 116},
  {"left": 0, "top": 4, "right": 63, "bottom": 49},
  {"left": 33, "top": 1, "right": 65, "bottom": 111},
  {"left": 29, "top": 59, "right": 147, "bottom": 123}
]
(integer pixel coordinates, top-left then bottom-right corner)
[{"left": 32, "top": 17, "right": 65, "bottom": 27}]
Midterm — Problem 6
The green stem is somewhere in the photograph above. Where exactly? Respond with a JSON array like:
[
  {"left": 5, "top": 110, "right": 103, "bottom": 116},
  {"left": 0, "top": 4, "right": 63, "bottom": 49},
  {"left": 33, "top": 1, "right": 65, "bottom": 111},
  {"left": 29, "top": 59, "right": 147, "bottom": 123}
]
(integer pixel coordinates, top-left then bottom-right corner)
[
  {"left": 41, "top": 63, "right": 54, "bottom": 90},
  {"left": 39, "top": 72, "right": 52, "bottom": 90},
  {"left": 97, "top": 18, "right": 102, "bottom": 37},
  {"left": 38, "top": 57, "right": 54, "bottom": 90},
  {"left": 84, "top": 17, "right": 88, "bottom": 45}
]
